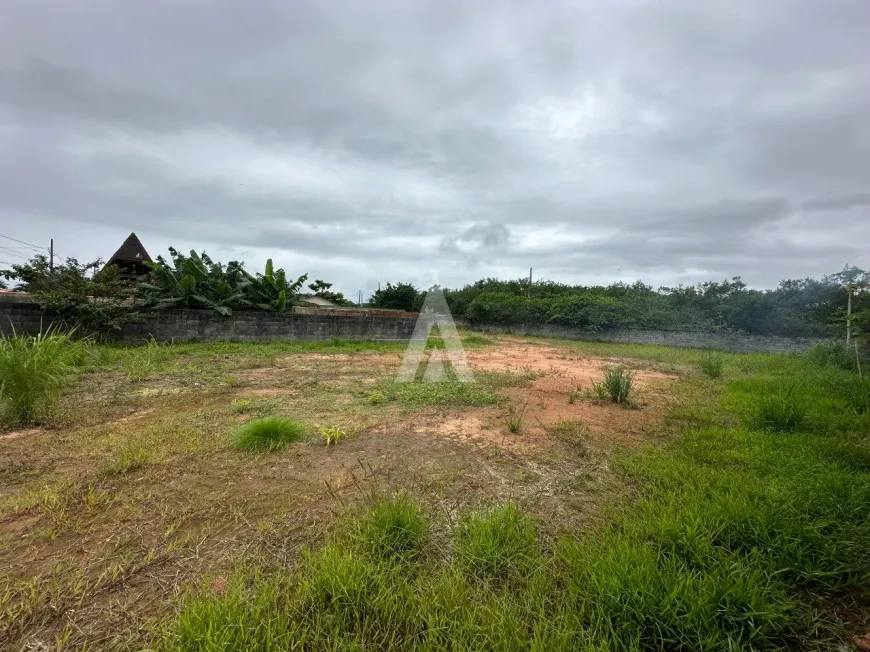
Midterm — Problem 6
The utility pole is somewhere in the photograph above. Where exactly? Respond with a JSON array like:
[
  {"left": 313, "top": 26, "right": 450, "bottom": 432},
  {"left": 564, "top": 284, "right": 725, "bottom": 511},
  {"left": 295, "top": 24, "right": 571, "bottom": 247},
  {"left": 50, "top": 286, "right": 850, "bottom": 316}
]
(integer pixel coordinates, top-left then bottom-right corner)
[
  {"left": 49, "top": 239, "right": 54, "bottom": 273},
  {"left": 846, "top": 285, "right": 853, "bottom": 346},
  {"left": 358, "top": 290, "right": 362, "bottom": 307},
  {"left": 528, "top": 267, "right": 532, "bottom": 298}
]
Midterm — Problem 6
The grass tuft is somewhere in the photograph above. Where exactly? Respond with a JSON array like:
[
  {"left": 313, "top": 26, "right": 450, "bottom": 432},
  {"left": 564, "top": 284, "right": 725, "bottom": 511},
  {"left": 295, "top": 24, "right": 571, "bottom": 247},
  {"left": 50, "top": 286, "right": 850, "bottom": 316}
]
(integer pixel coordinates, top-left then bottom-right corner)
[
  {"left": 748, "top": 383, "right": 809, "bottom": 432},
  {"left": 697, "top": 351, "right": 724, "bottom": 378},
  {"left": 593, "top": 366, "right": 634, "bottom": 404},
  {"left": 234, "top": 417, "right": 306, "bottom": 452},
  {"left": 0, "top": 325, "right": 81, "bottom": 427},
  {"left": 455, "top": 503, "right": 538, "bottom": 579},
  {"left": 355, "top": 492, "right": 428, "bottom": 560}
]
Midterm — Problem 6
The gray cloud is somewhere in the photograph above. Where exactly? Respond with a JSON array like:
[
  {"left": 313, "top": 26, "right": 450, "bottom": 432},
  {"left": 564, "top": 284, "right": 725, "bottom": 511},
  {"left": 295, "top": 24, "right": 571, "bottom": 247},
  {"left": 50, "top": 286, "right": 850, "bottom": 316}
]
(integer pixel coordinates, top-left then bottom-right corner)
[
  {"left": 802, "top": 194, "right": 870, "bottom": 212},
  {"left": 1, "top": 0, "right": 869, "bottom": 295}
]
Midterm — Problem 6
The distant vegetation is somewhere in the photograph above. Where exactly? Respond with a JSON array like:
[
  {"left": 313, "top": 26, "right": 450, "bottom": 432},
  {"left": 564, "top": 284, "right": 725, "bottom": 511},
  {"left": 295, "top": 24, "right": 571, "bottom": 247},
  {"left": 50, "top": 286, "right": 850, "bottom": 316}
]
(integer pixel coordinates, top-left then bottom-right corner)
[
  {"left": 3, "top": 250, "right": 868, "bottom": 340},
  {"left": 374, "top": 265, "right": 869, "bottom": 338}
]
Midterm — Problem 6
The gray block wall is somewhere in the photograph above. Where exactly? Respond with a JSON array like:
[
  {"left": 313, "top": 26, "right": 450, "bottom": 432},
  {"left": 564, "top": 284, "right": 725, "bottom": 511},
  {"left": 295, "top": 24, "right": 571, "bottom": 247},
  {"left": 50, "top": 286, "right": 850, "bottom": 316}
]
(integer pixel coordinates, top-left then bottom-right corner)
[
  {"left": 465, "top": 322, "right": 827, "bottom": 354},
  {"left": 0, "top": 297, "right": 828, "bottom": 353},
  {"left": 0, "top": 299, "right": 418, "bottom": 343}
]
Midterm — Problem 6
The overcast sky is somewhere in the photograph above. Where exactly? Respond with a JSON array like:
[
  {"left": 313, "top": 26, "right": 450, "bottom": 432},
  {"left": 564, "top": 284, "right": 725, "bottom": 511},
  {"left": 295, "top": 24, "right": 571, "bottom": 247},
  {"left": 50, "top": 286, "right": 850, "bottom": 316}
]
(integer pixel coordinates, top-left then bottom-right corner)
[{"left": 1, "top": 0, "right": 868, "bottom": 298}]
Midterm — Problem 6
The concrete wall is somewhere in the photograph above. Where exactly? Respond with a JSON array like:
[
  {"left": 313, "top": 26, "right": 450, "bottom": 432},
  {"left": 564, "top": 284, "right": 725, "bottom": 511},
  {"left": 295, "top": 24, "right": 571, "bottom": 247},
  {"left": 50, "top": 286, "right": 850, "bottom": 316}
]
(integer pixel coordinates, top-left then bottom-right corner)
[
  {"left": 0, "top": 296, "right": 827, "bottom": 352},
  {"left": 466, "top": 322, "right": 826, "bottom": 354},
  {"left": 0, "top": 298, "right": 418, "bottom": 343}
]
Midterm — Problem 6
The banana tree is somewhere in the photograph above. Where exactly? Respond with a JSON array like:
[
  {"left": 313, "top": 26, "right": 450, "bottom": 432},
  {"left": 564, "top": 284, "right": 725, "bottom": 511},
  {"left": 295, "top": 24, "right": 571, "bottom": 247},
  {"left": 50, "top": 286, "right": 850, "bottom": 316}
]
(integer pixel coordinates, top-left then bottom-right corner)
[
  {"left": 244, "top": 259, "right": 308, "bottom": 311},
  {"left": 138, "top": 249, "right": 308, "bottom": 315}
]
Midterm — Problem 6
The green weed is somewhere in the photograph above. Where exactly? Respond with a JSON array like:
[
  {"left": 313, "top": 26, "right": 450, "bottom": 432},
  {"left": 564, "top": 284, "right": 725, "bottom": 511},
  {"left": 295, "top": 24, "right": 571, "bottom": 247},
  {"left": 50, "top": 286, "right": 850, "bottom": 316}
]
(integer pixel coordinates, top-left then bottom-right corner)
[{"left": 318, "top": 425, "right": 346, "bottom": 446}]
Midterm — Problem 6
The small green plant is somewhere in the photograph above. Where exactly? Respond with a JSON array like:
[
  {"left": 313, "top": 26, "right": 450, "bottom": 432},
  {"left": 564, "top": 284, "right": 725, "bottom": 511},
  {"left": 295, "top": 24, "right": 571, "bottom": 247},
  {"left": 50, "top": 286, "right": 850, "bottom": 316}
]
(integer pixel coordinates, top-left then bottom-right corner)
[
  {"left": 749, "top": 384, "right": 809, "bottom": 432},
  {"left": 593, "top": 366, "right": 634, "bottom": 404},
  {"left": 234, "top": 417, "right": 306, "bottom": 452},
  {"left": 356, "top": 493, "right": 427, "bottom": 560},
  {"left": 505, "top": 401, "right": 528, "bottom": 434},
  {"left": 568, "top": 390, "right": 580, "bottom": 404},
  {"left": 367, "top": 390, "right": 387, "bottom": 405},
  {"left": 231, "top": 398, "right": 252, "bottom": 414},
  {"left": 455, "top": 503, "right": 538, "bottom": 579},
  {"left": 319, "top": 425, "right": 346, "bottom": 446},
  {"left": 805, "top": 340, "right": 857, "bottom": 372},
  {"left": 0, "top": 325, "right": 81, "bottom": 426},
  {"left": 101, "top": 445, "right": 152, "bottom": 476},
  {"left": 697, "top": 351, "right": 724, "bottom": 378}
]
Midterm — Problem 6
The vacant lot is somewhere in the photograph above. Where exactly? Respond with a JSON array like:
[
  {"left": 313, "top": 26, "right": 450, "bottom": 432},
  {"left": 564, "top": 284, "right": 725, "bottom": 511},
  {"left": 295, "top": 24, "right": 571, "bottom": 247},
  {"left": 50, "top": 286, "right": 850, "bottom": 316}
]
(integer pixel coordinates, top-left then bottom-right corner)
[{"left": 2, "top": 334, "right": 869, "bottom": 650}]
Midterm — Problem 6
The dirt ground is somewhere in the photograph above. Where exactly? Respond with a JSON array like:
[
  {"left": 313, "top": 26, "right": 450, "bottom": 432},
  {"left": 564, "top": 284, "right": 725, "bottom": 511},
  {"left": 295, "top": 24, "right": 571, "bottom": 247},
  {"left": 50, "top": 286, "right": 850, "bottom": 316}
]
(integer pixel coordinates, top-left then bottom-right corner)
[{"left": 0, "top": 335, "right": 684, "bottom": 650}]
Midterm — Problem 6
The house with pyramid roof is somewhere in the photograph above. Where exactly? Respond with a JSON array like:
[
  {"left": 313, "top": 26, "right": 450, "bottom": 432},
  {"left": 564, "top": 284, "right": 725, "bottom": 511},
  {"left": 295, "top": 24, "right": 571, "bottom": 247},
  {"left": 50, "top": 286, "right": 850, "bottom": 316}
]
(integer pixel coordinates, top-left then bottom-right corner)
[{"left": 104, "top": 232, "right": 152, "bottom": 282}]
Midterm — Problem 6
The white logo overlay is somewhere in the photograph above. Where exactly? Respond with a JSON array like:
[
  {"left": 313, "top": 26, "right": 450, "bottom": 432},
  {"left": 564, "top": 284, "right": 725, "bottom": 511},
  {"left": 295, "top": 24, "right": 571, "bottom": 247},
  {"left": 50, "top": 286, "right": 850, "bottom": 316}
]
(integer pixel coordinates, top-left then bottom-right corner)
[{"left": 396, "top": 286, "right": 473, "bottom": 383}]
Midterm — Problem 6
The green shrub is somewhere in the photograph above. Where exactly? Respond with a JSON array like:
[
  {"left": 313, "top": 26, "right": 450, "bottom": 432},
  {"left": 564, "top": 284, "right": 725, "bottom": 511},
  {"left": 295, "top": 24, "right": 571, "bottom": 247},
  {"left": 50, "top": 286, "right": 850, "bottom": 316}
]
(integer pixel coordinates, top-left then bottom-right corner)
[
  {"left": 455, "top": 503, "right": 538, "bottom": 579},
  {"left": 234, "top": 417, "right": 306, "bottom": 451},
  {"left": 593, "top": 366, "right": 634, "bottom": 404},
  {"left": 697, "top": 351, "right": 724, "bottom": 378},
  {"left": 367, "top": 390, "right": 387, "bottom": 405},
  {"left": 806, "top": 340, "right": 857, "bottom": 371},
  {"left": 0, "top": 325, "right": 81, "bottom": 426},
  {"left": 231, "top": 398, "right": 252, "bottom": 414},
  {"left": 356, "top": 493, "right": 427, "bottom": 560},
  {"left": 749, "top": 384, "right": 809, "bottom": 433}
]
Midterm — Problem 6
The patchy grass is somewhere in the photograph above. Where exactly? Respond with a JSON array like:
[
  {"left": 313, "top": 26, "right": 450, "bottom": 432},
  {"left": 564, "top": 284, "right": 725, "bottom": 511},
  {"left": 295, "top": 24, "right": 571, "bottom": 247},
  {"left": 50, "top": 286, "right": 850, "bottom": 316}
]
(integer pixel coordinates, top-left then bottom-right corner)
[
  {"left": 233, "top": 417, "right": 307, "bottom": 451},
  {"left": 5, "top": 334, "right": 870, "bottom": 650},
  {"left": 100, "top": 445, "right": 153, "bottom": 476},
  {"left": 379, "top": 379, "right": 499, "bottom": 408},
  {"left": 158, "top": 340, "right": 870, "bottom": 651}
]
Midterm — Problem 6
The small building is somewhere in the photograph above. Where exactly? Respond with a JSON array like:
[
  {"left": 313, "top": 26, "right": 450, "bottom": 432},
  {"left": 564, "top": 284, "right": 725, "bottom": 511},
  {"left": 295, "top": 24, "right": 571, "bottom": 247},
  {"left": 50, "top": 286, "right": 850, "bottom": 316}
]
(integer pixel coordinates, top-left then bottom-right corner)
[{"left": 105, "top": 232, "right": 152, "bottom": 282}]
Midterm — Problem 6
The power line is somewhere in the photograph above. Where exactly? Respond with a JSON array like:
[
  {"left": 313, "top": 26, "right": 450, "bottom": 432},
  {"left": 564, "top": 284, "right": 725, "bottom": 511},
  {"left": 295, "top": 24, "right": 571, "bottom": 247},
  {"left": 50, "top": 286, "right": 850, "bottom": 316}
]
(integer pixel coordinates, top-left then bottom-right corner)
[
  {"left": 0, "top": 247, "right": 33, "bottom": 261},
  {"left": 0, "top": 233, "right": 50, "bottom": 252}
]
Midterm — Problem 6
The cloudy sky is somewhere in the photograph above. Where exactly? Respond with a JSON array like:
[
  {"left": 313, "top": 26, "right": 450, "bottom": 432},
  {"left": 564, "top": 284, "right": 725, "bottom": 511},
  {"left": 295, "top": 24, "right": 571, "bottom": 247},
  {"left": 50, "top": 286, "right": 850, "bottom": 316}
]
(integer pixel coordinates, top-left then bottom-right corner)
[{"left": 1, "top": 0, "right": 868, "bottom": 298}]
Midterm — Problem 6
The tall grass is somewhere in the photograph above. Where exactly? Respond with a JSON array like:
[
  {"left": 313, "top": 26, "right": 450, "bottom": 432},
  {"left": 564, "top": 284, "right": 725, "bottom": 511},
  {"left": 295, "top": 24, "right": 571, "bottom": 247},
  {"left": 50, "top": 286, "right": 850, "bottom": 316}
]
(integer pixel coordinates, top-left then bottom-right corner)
[
  {"left": 593, "top": 366, "right": 634, "bottom": 404},
  {"left": 806, "top": 340, "right": 857, "bottom": 371},
  {"left": 0, "top": 326, "right": 81, "bottom": 426}
]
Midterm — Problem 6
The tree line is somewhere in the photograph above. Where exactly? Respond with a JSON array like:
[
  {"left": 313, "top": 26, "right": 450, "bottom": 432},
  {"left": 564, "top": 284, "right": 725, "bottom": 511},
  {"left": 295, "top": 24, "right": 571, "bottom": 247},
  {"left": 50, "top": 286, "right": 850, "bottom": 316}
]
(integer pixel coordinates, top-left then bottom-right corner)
[{"left": 370, "top": 267, "right": 870, "bottom": 338}]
